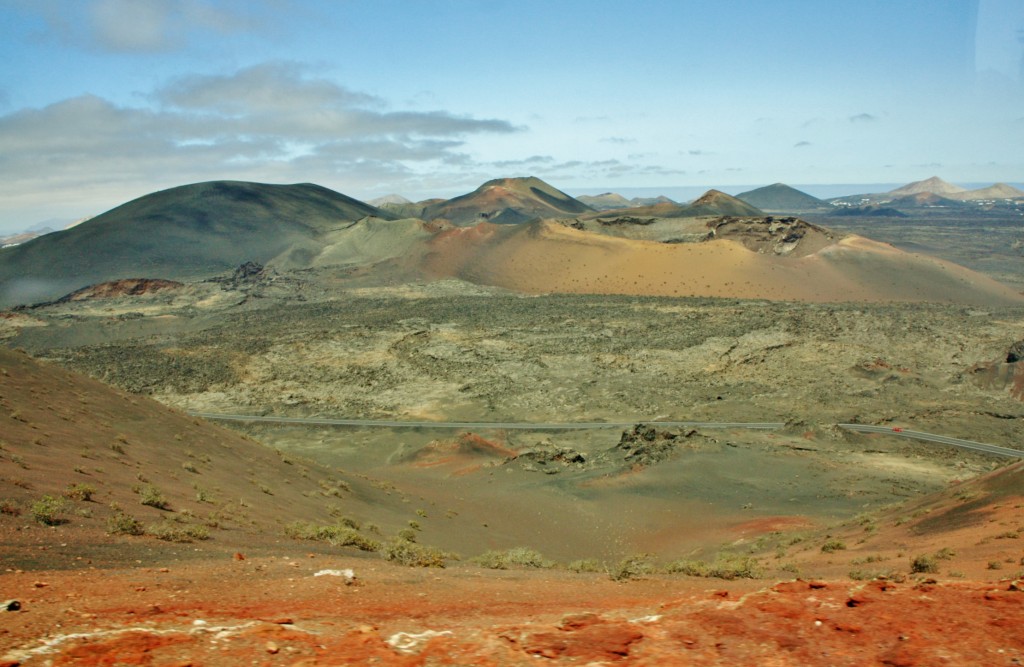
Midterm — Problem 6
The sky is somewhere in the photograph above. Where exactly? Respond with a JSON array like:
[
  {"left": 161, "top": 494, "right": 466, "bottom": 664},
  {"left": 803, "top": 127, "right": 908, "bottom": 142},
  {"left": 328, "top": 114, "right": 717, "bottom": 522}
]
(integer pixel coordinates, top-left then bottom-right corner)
[{"left": 1, "top": 0, "right": 1023, "bottom": 233}]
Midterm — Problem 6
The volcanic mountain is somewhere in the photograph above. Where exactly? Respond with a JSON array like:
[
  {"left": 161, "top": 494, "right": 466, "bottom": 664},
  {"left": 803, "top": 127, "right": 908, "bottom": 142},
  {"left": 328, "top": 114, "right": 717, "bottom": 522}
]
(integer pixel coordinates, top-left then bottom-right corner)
[
  {"left": 736, "top": 183, "right": 824, "bottom": 211},
  {"left": 413, "top": 217, "right": 1024, "bottom": 305},
  {"left": 888, "top": 192, "right": 964, "bottom": 208},
  {"left": 422, "top": 176, "right": 593, "bottom": 226},
  {"left": 887, "top": 176, "right": 966, "bottom": 198},
  {"left": 578, "top": 189, "right": 763, "bottom": 220},
  {"left": 576, "top": 192, "right": 634, "bottom": 211},
  {"left": 950, "top": 183, "right": 1024, "bottom": 200},
  {"left": 684, "top": 189, "right": 764, "bottom": 217},
  {"left": 0, "top": 181, "right": 390, "bottom": 307}
]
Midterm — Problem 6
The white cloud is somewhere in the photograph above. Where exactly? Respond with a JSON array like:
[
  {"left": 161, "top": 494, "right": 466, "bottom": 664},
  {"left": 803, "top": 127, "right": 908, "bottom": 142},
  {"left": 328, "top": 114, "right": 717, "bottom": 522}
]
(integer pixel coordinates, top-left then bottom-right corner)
[
  {"left": 157, "top": 62, "right": 380, "bottom": 115},
  {"left": 0, "top": 63, "right": 519, "bottom": 229}
]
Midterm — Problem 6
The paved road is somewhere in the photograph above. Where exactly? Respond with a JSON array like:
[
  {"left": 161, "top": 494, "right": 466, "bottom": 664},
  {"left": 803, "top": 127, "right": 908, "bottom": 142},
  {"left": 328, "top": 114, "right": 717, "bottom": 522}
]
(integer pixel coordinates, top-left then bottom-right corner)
[
  {"left": 838, "top": 423, "right": 1024, "bottom": 459},
  {"left": 187, "top": 412, "right": 1023, "bottom": 459},
  {"left": 187, "top": 412, "right": 784, "bottom": 431}
]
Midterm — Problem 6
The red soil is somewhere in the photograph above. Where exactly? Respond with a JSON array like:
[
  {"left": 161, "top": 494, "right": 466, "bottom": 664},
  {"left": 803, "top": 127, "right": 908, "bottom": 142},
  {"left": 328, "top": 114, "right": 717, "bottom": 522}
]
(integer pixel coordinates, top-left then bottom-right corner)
[{"left": 2, "top": 556, "right": 1021, "bottom": 666}]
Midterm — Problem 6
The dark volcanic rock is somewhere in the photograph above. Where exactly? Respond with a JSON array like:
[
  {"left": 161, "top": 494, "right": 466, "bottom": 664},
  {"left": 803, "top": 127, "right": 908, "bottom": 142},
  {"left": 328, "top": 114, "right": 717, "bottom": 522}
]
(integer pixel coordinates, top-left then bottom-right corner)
[
  {"left": 615, "top": 424, "right": 696, "bottom": 466},
  {"left": 232, "top": 261, "right": 265, "bottom": 282},
  {"left": 598, "top": 216, "right": 656, "bottom": 226},
  {"left": 509, "top": 446, "right": 587, "bottom": 474},
  {"left": 1006, "top": 341, "right": 1024, "bottom": 363}
]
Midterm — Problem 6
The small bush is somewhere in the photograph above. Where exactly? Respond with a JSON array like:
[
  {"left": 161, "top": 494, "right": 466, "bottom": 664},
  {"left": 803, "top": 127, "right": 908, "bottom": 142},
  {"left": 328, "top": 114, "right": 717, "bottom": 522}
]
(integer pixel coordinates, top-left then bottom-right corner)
[
  {"left": 107, "top": 510, "right": 144, "bottom": 536},
  {"left": 63, "top": 483, "right": 96, "bottom": 502},
  {"left": 821, "top": 539, "right": 847, "bottom": 553},
  {"left": 472, "top": 550, "right": 509, "bottom": 570},
  {"left": 667, "top": 554, "right": 763, "bottom": 580},
  {"left": 30, "top": 495, "right": 66, "bottom": 525},
  {"left": 708, "top": 555, "right": 763, "bottom": 580},
  {"left": 284, "top": 521, "right": 380, "bottom": 552},
  {"left": 667, "top": 559, "right": 709, "bottom": 577},
  {"left": 139, "top": 485, "right": 169, "bottom": 510},
  {"left": 0, "top": 499, "right": 21, "bottom": 516},
  {"left": 910, "top": 554, "right": 939, "bottom": 574},
  {"left": 472, "top": 547, "right": 553, "bottom": 570},
  {"left": 339, "top": 516, "right": 361, "bottom": 530},
  {"left": 567, "top": 559, "right": 603, "bottom": 573},
  {"left": 380, "top": 538, "right": 449, "bottom": 568},
  {"left": 608, "top": 554, "right": 656, "bottom": 582}
]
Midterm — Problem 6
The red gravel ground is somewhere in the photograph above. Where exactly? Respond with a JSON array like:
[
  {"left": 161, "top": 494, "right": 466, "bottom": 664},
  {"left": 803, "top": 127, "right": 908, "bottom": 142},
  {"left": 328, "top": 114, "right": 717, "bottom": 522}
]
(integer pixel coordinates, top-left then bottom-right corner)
[{"left": 2, "top": 552, "right": 1022, "bottom": 666}]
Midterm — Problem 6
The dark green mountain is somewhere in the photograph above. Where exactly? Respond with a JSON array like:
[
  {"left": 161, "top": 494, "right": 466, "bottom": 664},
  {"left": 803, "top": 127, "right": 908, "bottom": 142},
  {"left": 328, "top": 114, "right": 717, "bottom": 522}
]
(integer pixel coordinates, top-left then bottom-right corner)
[
  {"left": 0, "top": 181, "right": 389, "bottom": 307},
  {"left": 735, "top": 183, "right": 824, "bottom": 211}
]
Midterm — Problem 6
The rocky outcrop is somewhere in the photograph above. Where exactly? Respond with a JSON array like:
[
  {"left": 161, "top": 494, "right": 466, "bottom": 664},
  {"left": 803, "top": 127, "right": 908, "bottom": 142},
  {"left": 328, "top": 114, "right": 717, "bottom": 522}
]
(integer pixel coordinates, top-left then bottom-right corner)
[
  {"left": 614, "top": 424, "right": 698, "bottom": 467},
  {"left": 507, "top": 443, "right": 587, "bottom": 474},
  {"left": 56, "top": 278, "right": 184, "bottom": 302}
]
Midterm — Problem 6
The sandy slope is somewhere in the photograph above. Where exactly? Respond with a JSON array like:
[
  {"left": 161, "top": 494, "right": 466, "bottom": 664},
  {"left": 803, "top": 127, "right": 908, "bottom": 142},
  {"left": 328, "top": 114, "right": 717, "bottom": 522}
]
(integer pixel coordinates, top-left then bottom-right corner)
[{"left": 417, "top": 220, "right": 1023, "bottom": 305}]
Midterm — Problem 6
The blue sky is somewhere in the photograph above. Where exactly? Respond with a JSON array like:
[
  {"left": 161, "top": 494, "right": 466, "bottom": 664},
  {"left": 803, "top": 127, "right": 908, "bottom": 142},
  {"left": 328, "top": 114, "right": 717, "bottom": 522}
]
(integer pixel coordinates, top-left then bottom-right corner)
[{"left": 1, "top": 0, "right": 1022, "bottom": 232}]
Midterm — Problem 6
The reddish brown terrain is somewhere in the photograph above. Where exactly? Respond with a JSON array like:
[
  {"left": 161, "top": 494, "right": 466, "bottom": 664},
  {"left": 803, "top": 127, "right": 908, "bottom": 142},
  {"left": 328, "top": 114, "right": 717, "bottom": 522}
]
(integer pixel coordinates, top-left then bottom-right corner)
[
  {"left": 2, "top": 347, "right": 1023, "bottom": 665},
  {"left": 2, "top": 556, "right": 1022, "bottom": 666}
]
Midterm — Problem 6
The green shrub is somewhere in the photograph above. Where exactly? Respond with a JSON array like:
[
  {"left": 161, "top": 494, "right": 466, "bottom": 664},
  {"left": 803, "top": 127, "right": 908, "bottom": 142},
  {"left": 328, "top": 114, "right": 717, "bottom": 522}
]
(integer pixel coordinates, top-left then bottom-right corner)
[
  {"left": 63, "top": 483, "right": 96, "bottom": 502},
  {"left": 339, "top": 516, "right": 361, "bottom": 530},
  {"left": 139, "top": 485, "right": 169, "bottom": 510},
  {"left": 567, "top": 559, "right": 603, "bottom": 573},
  {"left": 821, "top": 539, "right": 847, "bottom": 553},
  {"left": 107, "top": 510, "right": 144, "bottom": 536},
  {"left": 471, "top": 547, "right": 553, "bottom": 570},
  {"left": 608, "top": 554, "right": 655, "bottom": 582},
  {"left": 667, "top": 559, "right": 709, "bottom": 577},
  {"left": 30, "top": 495, "right": 66, "bottom": 525},
  {"left": 472, "top": 550, "right": 509, "bottom": 570},
  {"left": 910, "top": 554, "right": 939, "bottom": 574},
  {"left": 667, "top": 554, "right": 763, "bottom": 580},
  {"left": 284, "top": 521, "right": 379, "bottom": 552},
  {"left": 380, "top": 538, "right": 449, "bottom": 568}
]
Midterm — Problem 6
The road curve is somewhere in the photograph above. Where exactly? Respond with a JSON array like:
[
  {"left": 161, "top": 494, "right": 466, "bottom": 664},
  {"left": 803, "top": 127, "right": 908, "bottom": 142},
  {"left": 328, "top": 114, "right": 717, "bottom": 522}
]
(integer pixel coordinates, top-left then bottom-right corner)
[
  {"left": 837, "top": 423, "right": 1024, "bottom": 459},
  {"left": 186, "top": 412, "right": 1023, "bottom": 459}
]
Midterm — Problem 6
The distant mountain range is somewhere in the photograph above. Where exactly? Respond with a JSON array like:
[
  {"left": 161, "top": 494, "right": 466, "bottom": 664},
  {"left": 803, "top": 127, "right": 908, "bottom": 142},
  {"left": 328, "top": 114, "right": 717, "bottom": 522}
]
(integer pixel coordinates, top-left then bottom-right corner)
[
  {"left": 2, "top": 175, "right": 1022, "bottom": 308},
  {"left": 830, "top": 176, "right": 1024, "bottom": 208},
  {"left": 577, "top": 193, "right": 677, "bottom": 210}
]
